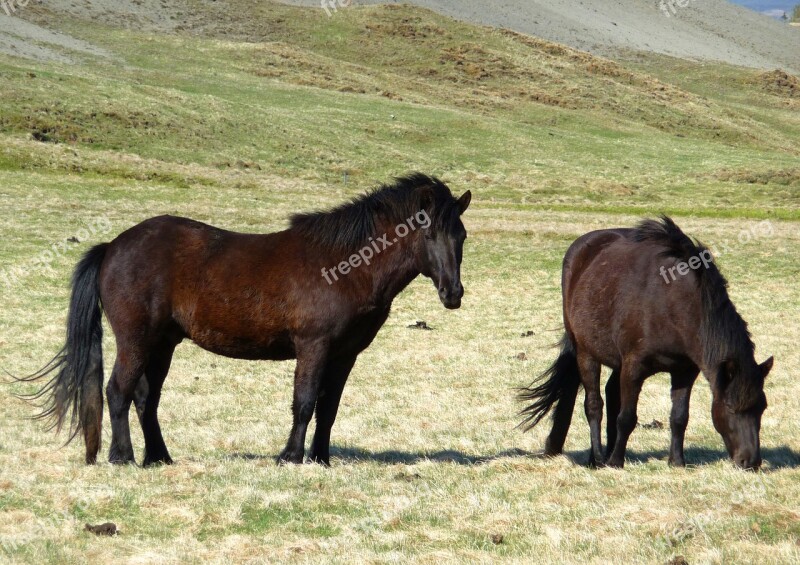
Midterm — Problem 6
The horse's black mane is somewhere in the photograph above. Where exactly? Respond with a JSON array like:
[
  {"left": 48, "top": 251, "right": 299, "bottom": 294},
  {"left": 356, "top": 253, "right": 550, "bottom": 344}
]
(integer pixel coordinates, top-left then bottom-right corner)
[
  {"left": 290, "top": 173, "right": 459, "bottom": 253},
  {"left": 634, "top": 216, "right": 758, "bottom": 405}
]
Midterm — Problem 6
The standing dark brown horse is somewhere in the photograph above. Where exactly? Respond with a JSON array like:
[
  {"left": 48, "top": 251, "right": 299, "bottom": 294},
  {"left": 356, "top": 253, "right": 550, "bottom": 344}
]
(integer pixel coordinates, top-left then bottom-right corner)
[
  {"left": 519, "top": 217, "right": 772, "bottom": 469},
  {"left": 21, "top": 173, "right": 471, "bottom": 466}
]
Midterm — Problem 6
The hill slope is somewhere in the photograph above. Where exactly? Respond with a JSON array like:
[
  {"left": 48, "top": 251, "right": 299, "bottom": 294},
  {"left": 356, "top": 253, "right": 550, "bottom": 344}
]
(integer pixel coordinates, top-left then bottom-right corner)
[
  {"left": 0, "top": 1, "right": 798, "bottom": 217},
  {"left": 283, "top": 0, "right": 800, "bottom": 73}
]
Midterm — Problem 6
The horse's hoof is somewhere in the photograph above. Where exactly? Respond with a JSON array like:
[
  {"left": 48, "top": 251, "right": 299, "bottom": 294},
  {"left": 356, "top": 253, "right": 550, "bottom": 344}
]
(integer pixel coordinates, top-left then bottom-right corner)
[
  {"left": 543, "top": 439, "right": 564, "bottom": 457},
  {"left": 308, "top": 455, "right": 331, "bottom": 467},
  {"left": 588, "top": 455, "right": 607, "bottom": 469},
  {"left": 142, "top": 454, "right": 174, "bottom": 468},
  {"left": 276, "top": 452, "right": 303, "bottom": 465}
]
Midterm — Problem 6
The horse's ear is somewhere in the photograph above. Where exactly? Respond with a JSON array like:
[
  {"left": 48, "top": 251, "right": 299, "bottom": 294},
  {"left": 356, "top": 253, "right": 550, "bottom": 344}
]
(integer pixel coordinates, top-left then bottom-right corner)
[
  {"left": 457, "top": 190, "right": 472, "bottom": 215},
  {"left": 760, "top": 356, "right": 774, "bottom": 380}
]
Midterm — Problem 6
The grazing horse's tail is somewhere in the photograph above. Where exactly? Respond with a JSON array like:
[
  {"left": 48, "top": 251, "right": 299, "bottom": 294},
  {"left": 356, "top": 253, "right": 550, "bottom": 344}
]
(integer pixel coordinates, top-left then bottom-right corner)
[
  {"left": 517, "top": 333, "right": 581, "bottom": 452},
  {"left": 16, "top": 244, "right": 108, "bottom": 464}
]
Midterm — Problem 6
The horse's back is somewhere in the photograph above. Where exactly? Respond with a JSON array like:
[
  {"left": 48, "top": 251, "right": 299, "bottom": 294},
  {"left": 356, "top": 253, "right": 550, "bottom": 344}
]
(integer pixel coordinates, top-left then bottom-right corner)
[
  {"left": 100, "top": 215, "right": 283, "bottom": 290},
  {"left": 98, "top": 215, "right": 302, "bottom": 358},
  {"left": 562, "top": 228, "right": 631, "bottom": 295}
]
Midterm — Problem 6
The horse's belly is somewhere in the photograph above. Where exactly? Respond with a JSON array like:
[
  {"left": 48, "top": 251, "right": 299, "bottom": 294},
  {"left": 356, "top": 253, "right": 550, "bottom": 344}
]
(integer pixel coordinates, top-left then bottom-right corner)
[{"left": 189, "top": 329, "right": 295, "bottom": 361}]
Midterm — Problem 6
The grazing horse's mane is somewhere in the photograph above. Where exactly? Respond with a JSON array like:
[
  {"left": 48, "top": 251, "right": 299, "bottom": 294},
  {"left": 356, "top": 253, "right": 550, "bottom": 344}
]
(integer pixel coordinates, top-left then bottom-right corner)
[
  {"left": 633, "top": 216, "right": 758, "bottom": 404},
  {"left": 289, "top": 173, "right": 459, "bottom": 254}
]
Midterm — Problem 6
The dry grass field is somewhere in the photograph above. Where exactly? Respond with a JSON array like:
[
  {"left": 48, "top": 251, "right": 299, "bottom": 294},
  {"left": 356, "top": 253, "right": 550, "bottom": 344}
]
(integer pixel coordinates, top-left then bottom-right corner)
[{"left": 1, "top": 2, "right": 799, "bottom": 563}]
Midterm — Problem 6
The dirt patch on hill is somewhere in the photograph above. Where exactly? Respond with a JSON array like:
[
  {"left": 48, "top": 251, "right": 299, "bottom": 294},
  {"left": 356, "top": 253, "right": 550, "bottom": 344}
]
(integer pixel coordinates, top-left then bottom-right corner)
[
  {"left": 712, "top": 168, "right": 800, "bottom": 187},
  {"left": 756, "top": 70, "right": 800, "bottom": 98},
  {"left": 365, "top": 16, "right": 448, "bottom": 40}
]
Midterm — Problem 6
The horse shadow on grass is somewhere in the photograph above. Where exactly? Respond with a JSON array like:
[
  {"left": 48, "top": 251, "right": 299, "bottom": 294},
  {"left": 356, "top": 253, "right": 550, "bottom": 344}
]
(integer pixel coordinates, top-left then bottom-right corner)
[
  {"left": 329, "top": 446, "right": 536, "bottom": 465},
  {"left": 227, "top": 447, "right": 535, "bottom": 465},
  {"left": 227, "top": 445, "right": 800, "bottom": 470},
  {"left": 557, "top": 445, "right": 800, "bottom": 471}
]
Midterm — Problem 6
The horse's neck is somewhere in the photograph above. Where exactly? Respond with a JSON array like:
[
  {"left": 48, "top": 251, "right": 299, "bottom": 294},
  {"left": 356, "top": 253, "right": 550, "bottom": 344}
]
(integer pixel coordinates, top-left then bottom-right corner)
[
  {"left": 365, "top": 236, "right": 420, "bottom": 306},
  {"left": 698, "top": 342, "right": 755, "bottom": 388},
  {"left": 696, "top": 301, "right": 755, "bottom": 383}
]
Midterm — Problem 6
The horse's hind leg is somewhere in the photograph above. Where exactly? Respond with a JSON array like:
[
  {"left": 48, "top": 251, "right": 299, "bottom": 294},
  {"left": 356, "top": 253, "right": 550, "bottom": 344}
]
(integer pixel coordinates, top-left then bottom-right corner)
[
  {"left": 604, "top": 369, "right": 621, "bottom": 460},
  {"left": 577, "top": 351, "right": 604, "bottom": 467},
  {"left": 107, "top": 350, "right": 147, "bottom": 464},
  {"left": 668, "top": 369, "right": 699, "bottom": 467},
  {"left": 134, "top": 342, "right": 176, "bottom": 467},
  {"left": 309, "top": 356, "right": 358, "bottom": 466},
  {"left": 544, "top": 373, "right": 580, "bottom": 456}
]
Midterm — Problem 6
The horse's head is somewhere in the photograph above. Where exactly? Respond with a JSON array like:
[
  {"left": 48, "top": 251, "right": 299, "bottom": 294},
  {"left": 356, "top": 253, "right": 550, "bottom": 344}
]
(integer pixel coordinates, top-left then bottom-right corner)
[
  {"left": 711, "top": 356, "right": 773, "bottom": 470},
  {"left": 416, "top": 189, "right": 471, "bottom": 309}
]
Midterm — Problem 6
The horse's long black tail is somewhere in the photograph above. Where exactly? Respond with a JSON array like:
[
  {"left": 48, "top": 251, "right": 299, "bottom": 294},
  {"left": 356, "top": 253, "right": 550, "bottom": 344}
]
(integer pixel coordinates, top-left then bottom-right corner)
[
  {"left": 517, "top": 333, "right": 581, "bottom": 434},
  {"left": 16, "top": 244, "right": 108, "bottom": 464}
]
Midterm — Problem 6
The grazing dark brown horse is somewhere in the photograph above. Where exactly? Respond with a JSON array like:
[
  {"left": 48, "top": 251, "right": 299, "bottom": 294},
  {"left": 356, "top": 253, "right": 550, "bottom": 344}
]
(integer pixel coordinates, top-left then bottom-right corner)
[
  {"left": 21, "top": 173, "right": 471, "bottom": 466},
  {"left": 519, "top": 217, "right": 772, "bottom": 469}
]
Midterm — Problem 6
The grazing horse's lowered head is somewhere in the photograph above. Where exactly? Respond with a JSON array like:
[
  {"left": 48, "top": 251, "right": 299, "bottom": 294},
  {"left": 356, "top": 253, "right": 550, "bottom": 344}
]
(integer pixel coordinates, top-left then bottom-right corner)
[{"left": 709, "top": 353, "right": 772, "bottom": 469}]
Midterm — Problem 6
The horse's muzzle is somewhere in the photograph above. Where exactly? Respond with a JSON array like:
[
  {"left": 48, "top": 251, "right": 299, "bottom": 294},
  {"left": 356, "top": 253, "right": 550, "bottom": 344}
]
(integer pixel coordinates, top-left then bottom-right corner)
[
  {"left": 734, "top": 452, "right": 762, "bottom": 471},
  {"left": 439, "top": 282, "right": 464, "bottom": 309}
]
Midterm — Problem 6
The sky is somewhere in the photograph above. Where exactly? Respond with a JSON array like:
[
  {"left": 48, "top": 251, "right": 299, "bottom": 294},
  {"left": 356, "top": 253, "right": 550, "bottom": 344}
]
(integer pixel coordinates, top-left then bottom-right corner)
[{"left": 729, "top": 0, "right": 798, "bottom": 18}]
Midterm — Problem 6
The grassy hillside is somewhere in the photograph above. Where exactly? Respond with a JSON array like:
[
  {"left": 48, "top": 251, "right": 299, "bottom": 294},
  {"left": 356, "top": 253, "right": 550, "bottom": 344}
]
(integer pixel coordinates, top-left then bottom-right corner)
[
  {"left": 0, "top": 2, "right": 798, "bottom": 563},
  {"left": 2, "top": 2, "right": 798, "bottom": 215}
]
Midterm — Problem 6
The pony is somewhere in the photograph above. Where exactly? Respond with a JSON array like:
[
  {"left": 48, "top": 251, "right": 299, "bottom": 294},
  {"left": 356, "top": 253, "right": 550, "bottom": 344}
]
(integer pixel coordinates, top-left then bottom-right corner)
[
  {"left": 19, "top": 173, "right": 471, "bottom": 466},
  {"left": 519, "top": 216, "right": 772, "bottom": 469}
]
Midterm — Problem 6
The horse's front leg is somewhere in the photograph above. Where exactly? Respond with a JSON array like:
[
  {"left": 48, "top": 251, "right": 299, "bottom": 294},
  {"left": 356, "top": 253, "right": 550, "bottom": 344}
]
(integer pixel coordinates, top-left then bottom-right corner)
[
  {"left": 278, "top": 340, "right": 328, "bottom": 465},
  {"left": 668, "top": 369, "right": 699, "bottom": 467},
  {"left": 605, "top": 360, "right": 645, "bottom": 468},
  {"left": 309, "top": 356, "right": 358, "bottom": 467}
]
